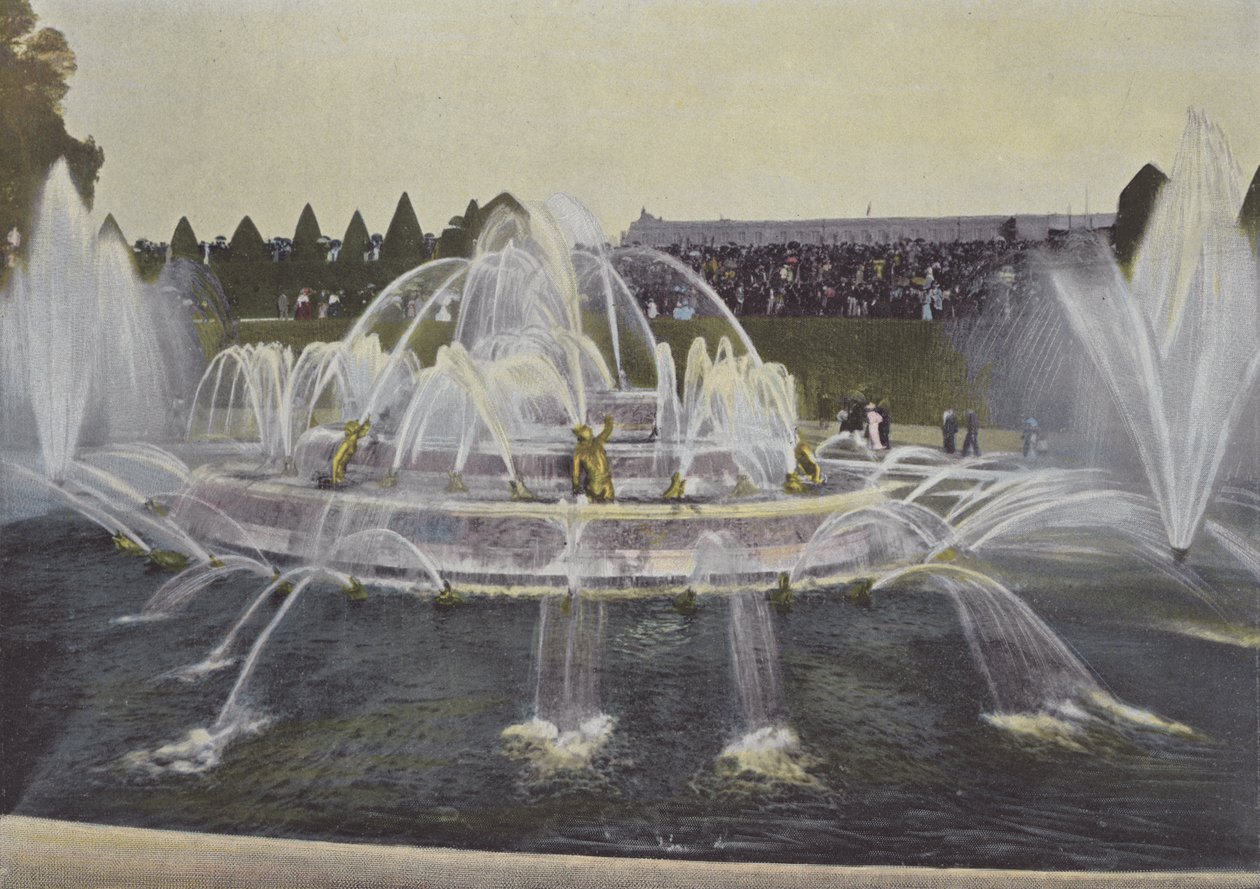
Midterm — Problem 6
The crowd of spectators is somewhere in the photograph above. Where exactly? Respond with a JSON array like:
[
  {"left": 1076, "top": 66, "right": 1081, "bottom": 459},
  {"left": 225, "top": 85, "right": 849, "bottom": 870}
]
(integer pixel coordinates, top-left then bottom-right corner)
[
  {"left": 131, "top": 233, "right": 421, "bottom": 265},
  {"left": 638, "top": 238, "right": 1041, "bottom": 320}
]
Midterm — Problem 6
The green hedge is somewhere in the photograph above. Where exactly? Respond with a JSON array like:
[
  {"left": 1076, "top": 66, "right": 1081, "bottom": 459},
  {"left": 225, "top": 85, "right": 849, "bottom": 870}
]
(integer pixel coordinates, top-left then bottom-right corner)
[
  {"left": 231, "top": 316, "right": 989, "bottom": 427},
  {"left": 652, "top": 317, "right": 987, "bottom": 425},
  {"left": 205, "top": 259, "right": 421, "bottom": 316}
]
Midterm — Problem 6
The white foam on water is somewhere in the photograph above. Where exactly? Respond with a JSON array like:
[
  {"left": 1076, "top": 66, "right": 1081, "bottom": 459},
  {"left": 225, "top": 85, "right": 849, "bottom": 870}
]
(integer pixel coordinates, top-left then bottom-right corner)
[
  {"left": 501, "top": 713, "right": 616, "bottom": 774},
  {"left": 717, "top": 724, "right": 819, "bottom": 786}
]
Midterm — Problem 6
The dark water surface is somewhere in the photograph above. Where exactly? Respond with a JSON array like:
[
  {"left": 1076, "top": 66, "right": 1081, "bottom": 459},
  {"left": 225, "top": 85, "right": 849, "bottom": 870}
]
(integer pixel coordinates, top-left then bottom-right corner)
[{"left": 2, "top": 513, "right": 1256, "bottom": 871}]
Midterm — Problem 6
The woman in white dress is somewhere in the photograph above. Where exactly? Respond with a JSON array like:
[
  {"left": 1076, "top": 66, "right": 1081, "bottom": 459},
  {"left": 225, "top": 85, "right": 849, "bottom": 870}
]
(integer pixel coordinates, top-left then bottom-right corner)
[{"left": 866, "top": 403, "right": 885, "bottom": 450}]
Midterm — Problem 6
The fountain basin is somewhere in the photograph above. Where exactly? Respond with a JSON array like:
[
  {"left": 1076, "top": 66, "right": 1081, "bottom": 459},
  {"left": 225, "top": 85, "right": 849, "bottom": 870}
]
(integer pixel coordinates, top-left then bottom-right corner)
[{"left": 177, "top": 464, "right": 900, "bottom": 593}]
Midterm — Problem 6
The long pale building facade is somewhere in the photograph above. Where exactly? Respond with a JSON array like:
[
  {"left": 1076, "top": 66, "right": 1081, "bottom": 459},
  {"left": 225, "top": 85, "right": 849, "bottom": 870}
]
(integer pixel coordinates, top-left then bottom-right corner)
[{"left": 620, "top": 209, "right": 1115, "bottom": 247}]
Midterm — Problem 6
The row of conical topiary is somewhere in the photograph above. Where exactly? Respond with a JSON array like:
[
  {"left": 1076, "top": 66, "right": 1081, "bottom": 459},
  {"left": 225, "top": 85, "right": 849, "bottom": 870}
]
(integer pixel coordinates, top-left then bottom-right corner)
[{"left": 164, "top": 192, "right": 427, "bottom": 264}]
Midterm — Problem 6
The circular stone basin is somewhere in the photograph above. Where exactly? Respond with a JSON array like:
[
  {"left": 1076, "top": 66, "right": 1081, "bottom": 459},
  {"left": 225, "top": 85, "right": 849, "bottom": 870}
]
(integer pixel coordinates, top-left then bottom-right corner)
[{"left": 178, "top": 462, "right": 901, "bottom": 594}]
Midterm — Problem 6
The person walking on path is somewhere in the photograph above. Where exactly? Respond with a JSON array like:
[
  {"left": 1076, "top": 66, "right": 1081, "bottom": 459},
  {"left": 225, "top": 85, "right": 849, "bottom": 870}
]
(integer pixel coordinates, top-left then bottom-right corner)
[
  {"left": 961, "top": 409, "right": 981, "bottom": 457},
  {"left": 1022, "top": 416, "right": 1040, "bottom": 459},
  {"left": 865, "top": 403, "right": 885, "bottom": 451},
  {"left": 942, "top": 408, "right": 958, "bottom": 454},
  {"left": 276, "top": 291, "right": 289, "bottom": 320}
]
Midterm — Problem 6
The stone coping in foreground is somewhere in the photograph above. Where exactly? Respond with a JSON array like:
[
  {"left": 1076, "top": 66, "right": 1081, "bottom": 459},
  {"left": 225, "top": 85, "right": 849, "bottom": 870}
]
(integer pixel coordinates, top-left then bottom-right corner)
[{"left": 1, "top": 816, "right": 1254, "bottom": 889}]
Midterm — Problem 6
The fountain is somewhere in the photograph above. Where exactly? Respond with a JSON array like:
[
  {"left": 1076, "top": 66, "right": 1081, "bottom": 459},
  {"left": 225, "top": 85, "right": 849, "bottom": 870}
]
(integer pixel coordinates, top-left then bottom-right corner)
[
  {"left": 2, "top": 154, "right": 1258, "bottom": 871},
  {"left": 1047, "top": 110, "right": 1260, "bottom": 559},
  {"left": 175, "top": 195, "right": 888, "bottom": 591},
  {"left": 0, "top": 161, "right": 206, "bottom": 483}
]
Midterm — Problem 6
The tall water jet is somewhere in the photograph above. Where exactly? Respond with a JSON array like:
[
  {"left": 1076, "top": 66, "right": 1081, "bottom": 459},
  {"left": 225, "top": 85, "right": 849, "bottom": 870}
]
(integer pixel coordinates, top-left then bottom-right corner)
[
  {"left": 1049, "top": 110, "right": 1260, "bottom": 558},
  {"left": 0, "top": 161, "right": 202, "bottom": 482},
  {"left": 502, "top": 592, "right": 613, "bottom": 773},
  {"left": 727, "top": 591, "right": 786, "bottom": 732}
]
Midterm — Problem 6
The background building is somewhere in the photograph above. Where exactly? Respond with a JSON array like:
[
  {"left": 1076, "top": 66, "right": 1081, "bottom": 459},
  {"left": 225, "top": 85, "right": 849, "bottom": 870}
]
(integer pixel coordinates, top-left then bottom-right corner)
[{"left": 621, "top": 210, "right": 1115, "bottom": 247}]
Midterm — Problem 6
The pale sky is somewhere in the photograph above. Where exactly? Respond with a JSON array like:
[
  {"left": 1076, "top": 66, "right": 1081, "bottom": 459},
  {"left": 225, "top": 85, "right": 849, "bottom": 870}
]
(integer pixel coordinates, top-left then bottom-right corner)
[{"left": 37, "top": 0, "right": 1260, "bottom": 245}]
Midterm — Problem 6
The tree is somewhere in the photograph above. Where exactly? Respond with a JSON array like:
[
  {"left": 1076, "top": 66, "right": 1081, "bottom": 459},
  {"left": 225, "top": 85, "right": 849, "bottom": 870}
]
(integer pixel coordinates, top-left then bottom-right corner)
[
  {"left": 1240, "top": 165, "right": 1260, "bottom": 245},
  {"left": 380, "top": 192, "right": 425, "bottom": 263},
  {"left": 1111, "top": 163, "right": 1169, "bottom": 268},
  {"left": 170, "top": 216, "right": 199, "bottom": 260},
  {"left": 0, "top": 1, "right": 104, "bottom": 234},
  {"left": 339, "top": 210, "right": 370, "bottom": 262},
  {"left": 435, "top": 198, "right": 486, "bottom": 259},
  {"left": 289, "top": 203, "right": 322, "bottom": 261},
  {"left": 228, "top": 215, "right": 267, "bottom": 262}
]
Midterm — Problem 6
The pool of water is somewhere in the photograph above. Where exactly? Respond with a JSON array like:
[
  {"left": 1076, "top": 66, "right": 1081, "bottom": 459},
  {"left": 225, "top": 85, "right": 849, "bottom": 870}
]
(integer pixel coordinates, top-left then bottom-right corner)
[{"left": 2, "top": 512, "right": 1257, "bottom": 871}]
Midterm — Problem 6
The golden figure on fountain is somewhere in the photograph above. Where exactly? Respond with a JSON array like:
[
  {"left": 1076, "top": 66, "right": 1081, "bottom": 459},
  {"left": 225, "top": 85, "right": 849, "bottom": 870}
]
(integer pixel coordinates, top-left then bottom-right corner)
[
  {"left": 793, "top": 428, "right": 823, "bottom": 484},
  {"left": 330, "top": 416, "right": 371, "bottom": 486},
  {"left": 572, "top": 415, "right": 615, "bottom": 502}
]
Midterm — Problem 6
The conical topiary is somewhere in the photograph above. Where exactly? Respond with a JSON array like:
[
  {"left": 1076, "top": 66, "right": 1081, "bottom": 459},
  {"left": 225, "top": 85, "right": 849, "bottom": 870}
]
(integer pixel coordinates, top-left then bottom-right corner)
[
  {"left": 340, "top": 209, "right": 370, "bottom": 262},
  {"left": 1240, "top": 165, "right": 1260, "bottom": 244},
  {"left": 380, "top": 192, "right": 425, "bottom": 263},
  {"left": 290, "top": 203, "right": 323, "bottom": 261},
  {"left": 228, "top": 215, "right": 267, "bottom": 263},
  {"left": 1112, "top": 163, "right": 1169, "bottom": 268},
  {"left": 170, "top": 216, "right": 200, "bottom": 260}
]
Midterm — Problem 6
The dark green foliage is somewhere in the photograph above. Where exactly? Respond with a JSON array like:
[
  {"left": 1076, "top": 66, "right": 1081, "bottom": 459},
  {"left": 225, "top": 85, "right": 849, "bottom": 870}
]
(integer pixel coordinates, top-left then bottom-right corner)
[
  {"left": 228, "top": 215, "right": 267, "bottom": 263},
  {"left": 291, "top": 203, "right": 323, "bottom": 261},
  {"left": 435, "top": 226, "right": 469, "bottom": 259},
  {"left": 380, "top": 192, "right": 425, "bottom": 263},
  {"left": 651, "top": 316, "right": 986, "bottom": 425},
  {"left": 435, "top": 198, "right": 484, "bottom": 259},
  {"left": 1240, "top": 165, "right": 1260, "bottom": 244},
  {"left": 170, "top": 216, "right": 200, "bottom": 259},
  {"left": 340, "top": 210, "right": 370, "bottom": 262},
  {"left": 1112, "top": 163, "right": 1169, "bottom": 267},
  {"left": 0, "top": 1, "right": 104, "bottom": 233}
]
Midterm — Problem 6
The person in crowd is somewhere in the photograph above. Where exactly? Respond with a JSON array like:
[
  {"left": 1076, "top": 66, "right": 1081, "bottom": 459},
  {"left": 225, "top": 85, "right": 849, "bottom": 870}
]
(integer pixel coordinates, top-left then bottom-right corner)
[
  {"left": 961, "top": 409, "right": 981, "bottom": 457},
  {"left": 942, "top": 408, "right": 958, "bottom": 454},
  {"left": 406, "top": 297, "right": 419, "bottom": 319},
  {"left": 294, "top": 289, "right": 312, "bottom": 320},
  {"left": 877, "top": 401, "right": 892, "bottom": 449},
  {"left": 637, "top": 236, "right": 1037, "bottom": 320},
  {"left": 1022, "top": 416, "right": 1040, "bottom": 459},
  {"left": 865, "top": 402, "right": 885, "bottom": 451},
  {"left": 317, "top": 298, "right": 328, "bottom": 319},
  {"left": 328, "top": 290, "right": 342, "bottom": 318},
  {"left": 276, "top": 291, "right": 289, "bottom": 320},
  {"left": 646, "top": 298, "right": 658, "bottom": 319}
]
